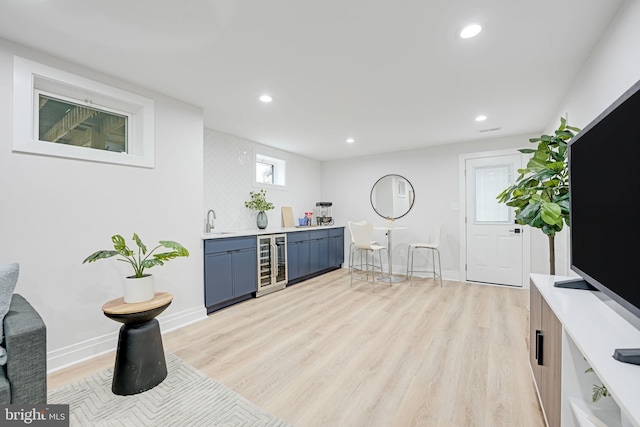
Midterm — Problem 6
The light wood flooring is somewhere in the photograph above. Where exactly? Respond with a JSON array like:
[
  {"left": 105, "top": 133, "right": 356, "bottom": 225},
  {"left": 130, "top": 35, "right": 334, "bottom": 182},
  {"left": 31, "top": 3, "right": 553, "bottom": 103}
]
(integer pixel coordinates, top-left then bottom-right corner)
[{"left": 49, "top": 269, "right": 545, "bottom": 427}]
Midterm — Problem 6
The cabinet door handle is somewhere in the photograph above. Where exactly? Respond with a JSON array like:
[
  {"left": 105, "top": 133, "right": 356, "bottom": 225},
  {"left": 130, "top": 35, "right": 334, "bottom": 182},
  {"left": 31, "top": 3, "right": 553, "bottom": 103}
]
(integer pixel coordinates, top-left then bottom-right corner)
[
  {"left": 535, "top": 330, "right": 544, "bottom": 365},
  {"left": 271, "top": 244, "right": 277, "bottom": 279}
]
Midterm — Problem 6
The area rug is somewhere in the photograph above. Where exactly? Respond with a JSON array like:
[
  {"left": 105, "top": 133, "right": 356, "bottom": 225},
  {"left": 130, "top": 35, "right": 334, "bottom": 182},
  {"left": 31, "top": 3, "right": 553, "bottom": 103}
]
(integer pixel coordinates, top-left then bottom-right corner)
[{"left": 48, "top": 352, "right": 294, "bottom": 427}]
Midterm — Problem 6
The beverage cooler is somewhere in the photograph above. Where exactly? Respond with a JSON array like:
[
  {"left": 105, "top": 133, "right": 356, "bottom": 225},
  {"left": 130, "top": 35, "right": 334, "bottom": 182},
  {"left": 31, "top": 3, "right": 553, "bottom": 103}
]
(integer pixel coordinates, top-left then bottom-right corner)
[{"left": 256, "top": 234, "right": 287, "bottom": 297}]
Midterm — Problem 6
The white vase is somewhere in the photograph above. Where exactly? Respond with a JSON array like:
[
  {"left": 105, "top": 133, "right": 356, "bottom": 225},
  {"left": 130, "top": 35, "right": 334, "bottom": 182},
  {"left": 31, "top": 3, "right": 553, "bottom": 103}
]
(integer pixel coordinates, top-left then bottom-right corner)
[{"left": 123, "top": 274, "right": 155, "bottom": 303}]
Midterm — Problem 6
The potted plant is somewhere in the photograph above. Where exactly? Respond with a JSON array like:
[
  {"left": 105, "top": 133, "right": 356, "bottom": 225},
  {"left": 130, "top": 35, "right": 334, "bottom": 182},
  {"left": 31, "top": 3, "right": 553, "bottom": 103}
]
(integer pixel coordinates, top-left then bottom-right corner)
[
  {"left": 497, "top": 117, "right": 580, "bottom": 275},
  {"left": 244, "top": 189, "right": 274, "bottom": 229},
  {"left": 83, "top": 233, "right": 189, "bottom": 303}
]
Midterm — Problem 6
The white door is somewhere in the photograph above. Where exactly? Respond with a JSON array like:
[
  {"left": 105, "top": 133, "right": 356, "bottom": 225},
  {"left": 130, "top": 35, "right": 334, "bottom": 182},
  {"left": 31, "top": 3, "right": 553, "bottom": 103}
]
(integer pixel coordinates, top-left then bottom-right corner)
[{"left": 465, "top": 154, "right": 525, "bottom": 287}]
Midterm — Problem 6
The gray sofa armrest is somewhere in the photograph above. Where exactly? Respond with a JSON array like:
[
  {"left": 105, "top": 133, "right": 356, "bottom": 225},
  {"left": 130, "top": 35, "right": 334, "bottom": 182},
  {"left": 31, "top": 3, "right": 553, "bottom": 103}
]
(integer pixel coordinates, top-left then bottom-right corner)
[{"left": 4, "top": 294, "right": 47, "bottom": 404}]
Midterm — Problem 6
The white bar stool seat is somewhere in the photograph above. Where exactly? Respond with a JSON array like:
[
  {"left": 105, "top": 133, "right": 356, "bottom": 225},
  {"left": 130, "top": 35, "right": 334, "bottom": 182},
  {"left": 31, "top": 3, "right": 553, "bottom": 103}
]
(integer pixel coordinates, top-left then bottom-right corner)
[{"left": 406, "top": 222, "right": 443, "bottom": 287}]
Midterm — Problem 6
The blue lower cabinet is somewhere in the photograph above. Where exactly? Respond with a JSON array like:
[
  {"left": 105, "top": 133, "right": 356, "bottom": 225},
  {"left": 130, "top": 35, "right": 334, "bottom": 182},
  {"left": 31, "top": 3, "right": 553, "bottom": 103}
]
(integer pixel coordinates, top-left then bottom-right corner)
[
  {"left": 287, "top": 240, "right": 310, "bottom": 282},
  {"left": 204, "top": 237, "right": 257, "bottom": 313},
  {"left": 287, "top": 227, "right": 344, "bottom": 285},
  {"left": 204, "top": 251, "right": 234, "bottom": 306},
  {"left": 328, "top": 228, "right": 345, "bottom": 267},
  {"left": 233, "top": 247, "right": 259, "bottom": 296},
  {"left": 310, "top": 235, "right": 329, "bottom": 272},
  {"left": 204, "top": 228, "right": 344, "bottom": 311}
]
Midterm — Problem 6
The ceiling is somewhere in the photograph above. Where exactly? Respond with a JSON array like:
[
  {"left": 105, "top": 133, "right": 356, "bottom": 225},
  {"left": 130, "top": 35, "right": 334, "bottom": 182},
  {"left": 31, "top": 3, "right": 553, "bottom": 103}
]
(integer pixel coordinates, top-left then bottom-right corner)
[{"left": 0, "top": 1, "right": 624, "bottom": 161}]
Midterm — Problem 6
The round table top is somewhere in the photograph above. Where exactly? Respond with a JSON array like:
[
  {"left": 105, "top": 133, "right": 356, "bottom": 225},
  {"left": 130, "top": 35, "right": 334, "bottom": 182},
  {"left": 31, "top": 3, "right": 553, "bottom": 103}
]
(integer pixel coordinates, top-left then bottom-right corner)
[
  {"left": 373, "top": 226, "right": 408, "bottom": 230},
  {"left": 102, "top": 292, "right": 173, "bottom": 316}
]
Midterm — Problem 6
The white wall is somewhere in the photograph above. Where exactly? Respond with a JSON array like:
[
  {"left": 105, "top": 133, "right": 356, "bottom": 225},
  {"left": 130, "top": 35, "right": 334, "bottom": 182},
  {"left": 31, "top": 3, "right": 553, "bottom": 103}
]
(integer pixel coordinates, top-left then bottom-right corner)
[
  {"left": 546, "top": 0, "right": 640, "bottom": 274},
  {"left": 203, "top": 129, "right": 322, "bottom": 232},
  {"left": 321, "top": 134, "right": 538, "bottom": 280},
  {"left": 553, "top": 0, "right": 640, "bottom": 129},
  {"left": 0, "top": 39, "right": 205, "bottom": 371}
]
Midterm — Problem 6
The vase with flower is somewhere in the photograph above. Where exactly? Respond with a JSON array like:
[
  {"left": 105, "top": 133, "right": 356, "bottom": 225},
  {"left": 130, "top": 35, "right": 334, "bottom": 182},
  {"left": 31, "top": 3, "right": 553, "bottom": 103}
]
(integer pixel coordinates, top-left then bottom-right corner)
[{"left": 244, "top": 189, "right": 275, "bottom": 229}]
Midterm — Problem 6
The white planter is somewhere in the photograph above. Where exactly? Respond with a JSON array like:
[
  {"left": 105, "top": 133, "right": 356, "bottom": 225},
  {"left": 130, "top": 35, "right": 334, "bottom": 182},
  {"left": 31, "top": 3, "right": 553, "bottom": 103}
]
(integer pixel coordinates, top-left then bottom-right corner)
[{"left": 123, "top": 274, "right": 155, "bottom": 303}]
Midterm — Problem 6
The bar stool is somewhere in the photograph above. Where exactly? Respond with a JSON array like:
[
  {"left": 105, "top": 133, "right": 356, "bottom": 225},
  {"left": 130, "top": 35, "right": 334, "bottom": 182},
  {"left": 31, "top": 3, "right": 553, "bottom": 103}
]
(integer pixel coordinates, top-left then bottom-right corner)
[
  {"left": 407, "top": 222, "right": 443, "bottom": 287},
  {"left": 348, "top": 220, "right": 381, "bottom": 274},
  {"left": 348, "top": 221, "right": 388, "bottom": 293}
]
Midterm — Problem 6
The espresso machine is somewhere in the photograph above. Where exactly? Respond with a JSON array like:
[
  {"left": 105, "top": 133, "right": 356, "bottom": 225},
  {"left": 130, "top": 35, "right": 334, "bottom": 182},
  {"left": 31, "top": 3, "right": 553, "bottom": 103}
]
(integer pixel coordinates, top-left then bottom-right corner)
[{"left": 315, "top": 202, "right": 334, "bottom": 226}]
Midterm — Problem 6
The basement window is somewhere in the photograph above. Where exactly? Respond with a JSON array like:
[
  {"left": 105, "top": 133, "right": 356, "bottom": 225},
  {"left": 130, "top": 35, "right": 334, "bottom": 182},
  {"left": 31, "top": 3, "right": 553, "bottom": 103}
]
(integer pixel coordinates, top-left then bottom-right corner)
[
  {"left": 255, "top": 154, "right": 286, "bottom": 187},
  {"left": 37, "top": 93, "right": 128, "bottom": 153},
  {"left": 12, "top": 56, "right": 155, "bottom": 168}
]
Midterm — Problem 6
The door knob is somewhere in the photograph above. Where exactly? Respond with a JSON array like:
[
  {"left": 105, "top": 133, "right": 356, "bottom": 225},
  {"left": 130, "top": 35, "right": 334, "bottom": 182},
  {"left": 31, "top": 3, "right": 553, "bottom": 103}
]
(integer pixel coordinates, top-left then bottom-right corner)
[{"left": 509, "top": 228, "right": 521, "bottom": 234}]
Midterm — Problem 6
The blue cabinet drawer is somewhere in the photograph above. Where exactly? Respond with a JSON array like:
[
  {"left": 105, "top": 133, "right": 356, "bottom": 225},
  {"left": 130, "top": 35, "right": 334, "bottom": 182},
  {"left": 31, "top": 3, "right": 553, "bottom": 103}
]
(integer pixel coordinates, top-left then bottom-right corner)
[
  {"left": 329, "top": 227, "right": 344, "bottom": 237},
  {"left": 204, "top": 236, "right": 256, "bottom": 254},
  {"left": 309, "top": 229, "right": 329, "bottom": 239},
  {"left": 287, "top": 231, "right": 310, "bottom": 243}
]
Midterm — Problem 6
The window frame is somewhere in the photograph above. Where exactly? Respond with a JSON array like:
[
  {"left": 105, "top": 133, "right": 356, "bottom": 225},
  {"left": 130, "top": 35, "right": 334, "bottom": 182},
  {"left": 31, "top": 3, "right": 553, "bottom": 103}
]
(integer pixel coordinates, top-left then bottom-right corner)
[
  {"left": 12, "top": 56, "right": 155, "bottom": 168},
  {"left": 256, "top": 158, "right": 275, "bottom": 184},
  {"left": 254, "top": 153, "right": 286, "bottom": 189}
]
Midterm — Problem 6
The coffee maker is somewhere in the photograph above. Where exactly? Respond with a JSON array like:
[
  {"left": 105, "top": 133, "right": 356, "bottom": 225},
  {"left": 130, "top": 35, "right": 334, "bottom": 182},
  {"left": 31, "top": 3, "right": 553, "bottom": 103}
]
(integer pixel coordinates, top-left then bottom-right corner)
[{"left": 315, "top": 202, "right": 334, "bottom": 226}]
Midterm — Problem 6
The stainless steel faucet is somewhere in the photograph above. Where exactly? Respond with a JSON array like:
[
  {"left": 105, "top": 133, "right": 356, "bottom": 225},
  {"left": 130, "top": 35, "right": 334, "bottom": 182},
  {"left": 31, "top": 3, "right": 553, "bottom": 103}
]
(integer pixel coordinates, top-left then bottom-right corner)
[{"left": 206, "top": 209, "right": 216, "bottom": 233}]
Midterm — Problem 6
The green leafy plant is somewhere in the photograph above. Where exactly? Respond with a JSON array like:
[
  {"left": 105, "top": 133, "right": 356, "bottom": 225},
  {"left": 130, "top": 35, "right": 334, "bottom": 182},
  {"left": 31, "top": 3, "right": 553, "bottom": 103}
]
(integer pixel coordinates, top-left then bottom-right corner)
[
  {"left": 585, "top": 366, "right": 609, "bottom": 402},
  {"left": 83, "top": 233, "right": 189, "bottom": 278},
  {"left": 244, "top": 189, "right": 274, "bottom": 213},
  {"left": 497, "top": 117, "right": 580, "bottom": 274}
]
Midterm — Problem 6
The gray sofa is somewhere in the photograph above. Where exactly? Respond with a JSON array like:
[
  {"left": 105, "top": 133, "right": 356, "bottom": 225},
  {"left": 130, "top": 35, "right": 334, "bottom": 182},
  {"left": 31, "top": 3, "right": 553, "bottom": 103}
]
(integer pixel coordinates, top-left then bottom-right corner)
[{"left": 0, "top": 294, "right": 47, "bottom": 403}]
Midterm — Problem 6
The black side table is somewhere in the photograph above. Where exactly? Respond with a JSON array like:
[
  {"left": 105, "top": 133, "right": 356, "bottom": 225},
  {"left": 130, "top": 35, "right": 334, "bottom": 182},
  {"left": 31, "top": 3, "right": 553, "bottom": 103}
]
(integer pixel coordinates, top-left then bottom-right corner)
[{"left": 102, "top": 292, "right": 173, "bottom": 395}]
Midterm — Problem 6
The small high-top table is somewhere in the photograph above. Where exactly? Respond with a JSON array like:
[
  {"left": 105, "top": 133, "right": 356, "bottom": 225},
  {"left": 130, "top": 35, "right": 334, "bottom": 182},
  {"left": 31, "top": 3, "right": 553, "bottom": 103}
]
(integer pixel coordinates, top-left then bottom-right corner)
[
  {"left": 102, "top": 292, "right": 173, "bottom": 395},
  {"left": 374, "top": 225, "right": 408, "bottom": 283}
]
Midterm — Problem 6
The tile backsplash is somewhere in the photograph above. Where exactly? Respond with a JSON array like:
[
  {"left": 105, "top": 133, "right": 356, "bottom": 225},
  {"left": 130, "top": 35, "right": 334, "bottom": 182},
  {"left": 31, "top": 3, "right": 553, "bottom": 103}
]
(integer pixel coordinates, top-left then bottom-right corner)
[{"left": 203, "top": 128, "right": 322, "bottom": 233}]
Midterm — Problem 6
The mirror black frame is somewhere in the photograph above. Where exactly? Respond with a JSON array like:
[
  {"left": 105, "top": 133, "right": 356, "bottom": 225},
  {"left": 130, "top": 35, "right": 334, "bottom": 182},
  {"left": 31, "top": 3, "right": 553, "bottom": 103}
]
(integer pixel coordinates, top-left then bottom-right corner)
[{"left": 370, "top": 174, "right": 415, "bottom": 220}]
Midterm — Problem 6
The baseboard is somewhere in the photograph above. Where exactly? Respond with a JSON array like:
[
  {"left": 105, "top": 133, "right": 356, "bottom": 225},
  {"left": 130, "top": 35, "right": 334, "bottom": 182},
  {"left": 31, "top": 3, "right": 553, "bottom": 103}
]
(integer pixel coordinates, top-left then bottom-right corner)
[
  {"left": 340, "top": 264, "right": 460, "bottom": 282},
  {"left": 47, "top": 305, "right": 207, "bottom": 373}
]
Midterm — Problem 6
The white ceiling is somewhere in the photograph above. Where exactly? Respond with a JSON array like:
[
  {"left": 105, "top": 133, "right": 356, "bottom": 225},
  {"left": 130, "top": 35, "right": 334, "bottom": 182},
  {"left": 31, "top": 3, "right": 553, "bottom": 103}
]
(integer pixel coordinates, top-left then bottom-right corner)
[{"left": 0, "top": 0, "right": 624, "bottom": 161}]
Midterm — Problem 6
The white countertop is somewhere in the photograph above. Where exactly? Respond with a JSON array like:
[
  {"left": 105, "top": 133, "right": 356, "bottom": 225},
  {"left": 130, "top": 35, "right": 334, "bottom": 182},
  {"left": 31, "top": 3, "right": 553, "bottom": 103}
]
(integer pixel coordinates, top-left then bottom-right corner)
[{"left": 202, "top": 224, "right": 344, "bottom": 240}]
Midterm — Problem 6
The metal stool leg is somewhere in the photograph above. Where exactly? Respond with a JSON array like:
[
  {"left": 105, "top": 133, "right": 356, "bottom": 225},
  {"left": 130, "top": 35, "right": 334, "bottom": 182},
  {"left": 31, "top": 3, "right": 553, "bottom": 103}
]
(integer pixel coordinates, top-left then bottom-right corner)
[
  {"left": 435, "top": 248, "right": 443, "bottom": 287},
  {"left": 408, "top": 246, "right": 415, "bottom": 286}
]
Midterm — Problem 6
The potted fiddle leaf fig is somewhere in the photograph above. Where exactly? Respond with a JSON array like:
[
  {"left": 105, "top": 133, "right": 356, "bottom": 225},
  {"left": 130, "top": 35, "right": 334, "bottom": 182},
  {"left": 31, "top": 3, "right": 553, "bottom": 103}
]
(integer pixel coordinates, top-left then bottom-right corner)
[
  {"left": 497, "top": 117, "right": 580, "bottom": 275},
  {"left": 244, "top": 189, "right": 274, "bottom": 229},
  {"left": 83, "top": 233, "right": 189, "bottom": 303}
]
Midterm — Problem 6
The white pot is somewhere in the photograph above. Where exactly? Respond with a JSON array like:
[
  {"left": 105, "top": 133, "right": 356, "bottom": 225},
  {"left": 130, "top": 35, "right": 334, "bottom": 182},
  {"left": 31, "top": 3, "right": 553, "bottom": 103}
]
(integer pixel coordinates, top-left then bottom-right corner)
[{"left": 123, "top": 274, "right": 155, "bottom": 303}]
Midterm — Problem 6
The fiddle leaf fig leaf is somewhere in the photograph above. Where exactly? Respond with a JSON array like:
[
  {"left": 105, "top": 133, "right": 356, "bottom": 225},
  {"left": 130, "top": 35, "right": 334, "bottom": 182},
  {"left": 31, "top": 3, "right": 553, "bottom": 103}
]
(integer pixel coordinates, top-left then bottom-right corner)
[
  {"left": 540, "top": 202, "right": 562, "bottom": 226},
  {"left": 519, "top": 148, "right": 538, "bottom": 154},
  {"left": 559, "top": 116, "right": 567, "bottom": 130},
  {"left": 497, "top": 117, "right": 580, "bottom": 274}
]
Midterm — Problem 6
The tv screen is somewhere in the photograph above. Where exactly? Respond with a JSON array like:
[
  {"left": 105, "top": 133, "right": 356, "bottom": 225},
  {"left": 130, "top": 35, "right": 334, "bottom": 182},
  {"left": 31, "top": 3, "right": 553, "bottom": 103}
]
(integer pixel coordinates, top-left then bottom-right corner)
[{"left": 568, "top": 79, "right": 640, "bottom": 321}]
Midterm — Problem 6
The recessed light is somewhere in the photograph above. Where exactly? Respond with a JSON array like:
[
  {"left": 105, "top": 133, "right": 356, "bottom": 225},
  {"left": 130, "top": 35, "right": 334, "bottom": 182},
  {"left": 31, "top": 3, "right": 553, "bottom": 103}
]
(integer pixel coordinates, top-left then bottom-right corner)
[
  {"left": 459, "top": 24, "right": 482, "bottom": 39},
  {"left": 259, "top": 95, "right": 273, "bottom": 103},
  {"left": 346, "top": 138, "right": 355, "bottom": 144},
  {"left": 475, "top": 115, "right": 487, "bottom": 122}
]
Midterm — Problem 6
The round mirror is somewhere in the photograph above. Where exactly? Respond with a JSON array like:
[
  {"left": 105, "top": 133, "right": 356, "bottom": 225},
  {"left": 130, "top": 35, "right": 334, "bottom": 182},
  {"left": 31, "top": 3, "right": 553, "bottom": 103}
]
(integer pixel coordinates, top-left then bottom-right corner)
[{"left": 370, "top": 174, "right": 415, "bottom": 220}]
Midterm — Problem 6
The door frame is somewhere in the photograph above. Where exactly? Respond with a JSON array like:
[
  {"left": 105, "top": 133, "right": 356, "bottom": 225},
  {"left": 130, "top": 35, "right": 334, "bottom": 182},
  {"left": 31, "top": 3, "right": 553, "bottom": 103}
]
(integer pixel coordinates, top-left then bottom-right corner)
[{"left": 458, "top": 148, "right": 531, "bottom": 288}]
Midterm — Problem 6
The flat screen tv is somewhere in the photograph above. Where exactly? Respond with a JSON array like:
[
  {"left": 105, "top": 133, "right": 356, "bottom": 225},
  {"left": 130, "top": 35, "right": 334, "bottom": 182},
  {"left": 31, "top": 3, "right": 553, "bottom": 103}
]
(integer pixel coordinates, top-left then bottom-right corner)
[{"left": 566, "top": 79, "right": 640, "bottom": 364}]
